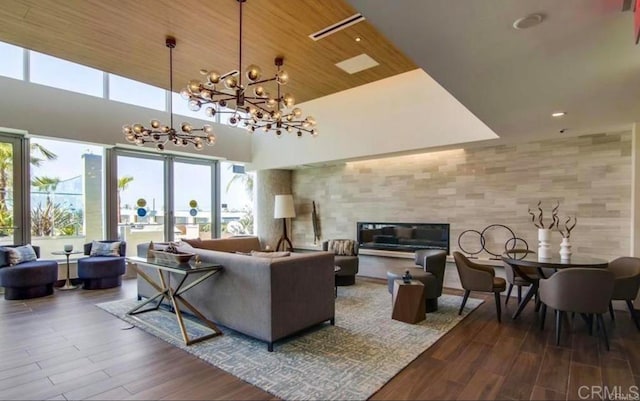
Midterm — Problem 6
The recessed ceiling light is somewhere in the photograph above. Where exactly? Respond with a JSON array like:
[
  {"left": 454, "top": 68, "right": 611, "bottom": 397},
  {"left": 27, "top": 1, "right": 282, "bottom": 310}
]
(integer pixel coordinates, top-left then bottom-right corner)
[
  {"left": 552, "top": 111, "right": 566, "bottom": 117},
  {"left": 513, "top": 13, "right": 544, "bottom": 30},
  {"left": 355, "top": 37, "right": 361, "bottom": 42}
]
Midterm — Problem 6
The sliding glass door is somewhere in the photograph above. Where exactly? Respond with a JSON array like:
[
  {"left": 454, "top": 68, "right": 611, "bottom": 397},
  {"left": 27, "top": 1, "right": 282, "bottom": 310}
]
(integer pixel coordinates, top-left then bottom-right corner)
[
  {"left": 0, "top": 133, "right": 26, "bottom": 246},
  {"left": 173, "top": 159, "right": 216, "bottom": 240},
  {"left": 116, "top": 153, "right": 166, "bottom": 253}
]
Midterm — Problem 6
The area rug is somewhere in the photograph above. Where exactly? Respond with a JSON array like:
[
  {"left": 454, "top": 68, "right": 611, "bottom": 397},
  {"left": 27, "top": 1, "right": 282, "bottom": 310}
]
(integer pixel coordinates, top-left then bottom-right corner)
[{"left": 97, "top": 281, "right": 482, "bottom": 401}]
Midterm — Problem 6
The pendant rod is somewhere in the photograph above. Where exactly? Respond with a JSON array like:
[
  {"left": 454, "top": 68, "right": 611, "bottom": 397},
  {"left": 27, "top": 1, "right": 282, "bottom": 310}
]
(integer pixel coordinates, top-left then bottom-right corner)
[
  {"left": 169, "top": 42, "right": 174, "bottom": 130},
  {"left": 238, "top": 0, "right": 243, "bottom": 88}
]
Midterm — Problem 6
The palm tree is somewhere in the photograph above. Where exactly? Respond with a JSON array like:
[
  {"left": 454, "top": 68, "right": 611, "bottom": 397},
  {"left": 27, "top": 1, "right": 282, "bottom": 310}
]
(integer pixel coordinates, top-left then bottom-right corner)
[
  {"left": 118, "top": 176, "right": 134, "bottom": 223},
  {"left": 31, "top": 176, "right": 61, "bottom": 200},
  {"left": 0, "top": 142, "right": 57, "bottom": 211},
  {"left": 30, "top": 176, "right": 61, "bottom": 236},
  {"left": 225, "top": 167, "right": 253, "bottom": 197}
]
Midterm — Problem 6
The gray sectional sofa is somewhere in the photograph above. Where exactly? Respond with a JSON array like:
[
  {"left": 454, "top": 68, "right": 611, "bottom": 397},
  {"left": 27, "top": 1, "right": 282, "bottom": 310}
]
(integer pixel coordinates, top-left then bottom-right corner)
[{"left": 136, "top": 237, "right": 335, "bottom": 351}]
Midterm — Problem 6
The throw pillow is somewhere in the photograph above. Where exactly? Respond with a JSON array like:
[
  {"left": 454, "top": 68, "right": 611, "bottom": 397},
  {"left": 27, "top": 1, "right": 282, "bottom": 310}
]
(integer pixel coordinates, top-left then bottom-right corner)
[
  {"left": 90, "top": 241, "right": 121, "bottom": 257},
  {"left": 5, "top": 244, "right": 37, "bottom": 265},
  {"left": 328, "top": 239, "right": 356, "bottom": 256},
  {"left": 250, "top": 250, "right": 290, "bottom": 258}
]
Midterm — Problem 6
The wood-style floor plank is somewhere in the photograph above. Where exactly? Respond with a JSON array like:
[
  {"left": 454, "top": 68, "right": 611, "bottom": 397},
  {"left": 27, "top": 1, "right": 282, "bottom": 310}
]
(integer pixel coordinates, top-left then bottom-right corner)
[
  {"left": 496, "top": 351, "right": 542, "bottom": 401},
  {"left": 535, "top": 346, "right": 572, "bottom": 394},
  {"left": 566, "top": 362, "right": 602, "bottom": 401},
  {"left": 0, "top": 277, "right": 639, "bottom": 401}
]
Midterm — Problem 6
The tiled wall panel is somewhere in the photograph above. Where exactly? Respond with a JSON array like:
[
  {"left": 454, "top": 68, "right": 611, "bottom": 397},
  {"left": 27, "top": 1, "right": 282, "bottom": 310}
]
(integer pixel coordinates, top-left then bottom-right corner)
[{"left": 292, "top": 132, "right": 632, "bottom": 261}]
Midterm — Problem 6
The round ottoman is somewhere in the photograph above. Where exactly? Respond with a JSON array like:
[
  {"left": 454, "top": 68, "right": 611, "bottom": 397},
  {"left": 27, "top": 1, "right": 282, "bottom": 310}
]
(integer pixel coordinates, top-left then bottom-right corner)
[
  {"left": 386, "top": 267, "right": 440, "bottom": 312},
  {"left": 0, "top": 260, "right": 58, "bottom": 300},
  {"left": 77, "top": 256, "right": 126, "bottom": 289}
]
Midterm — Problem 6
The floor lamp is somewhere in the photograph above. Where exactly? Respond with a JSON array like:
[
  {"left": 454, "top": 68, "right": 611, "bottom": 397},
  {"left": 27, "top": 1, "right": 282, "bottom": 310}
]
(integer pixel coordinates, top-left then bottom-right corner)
[{"left": 274, "top": 194, "right": 296, "bottom": 252}]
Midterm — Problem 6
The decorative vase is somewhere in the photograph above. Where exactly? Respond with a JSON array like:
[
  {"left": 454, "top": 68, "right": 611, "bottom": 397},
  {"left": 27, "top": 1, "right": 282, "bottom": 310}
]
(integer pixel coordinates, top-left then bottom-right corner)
[
  {"left": 559, "top": 237, "right": 572, "bottom": 259},
  {"left": 402, "top": 270, "right": 412, "bottom": 284},
  {"left": 63, "top": 244, "right": 73, "bottom": 252},
  {"left": 538, "top": 228, "right": 551, "bottom": 259}
]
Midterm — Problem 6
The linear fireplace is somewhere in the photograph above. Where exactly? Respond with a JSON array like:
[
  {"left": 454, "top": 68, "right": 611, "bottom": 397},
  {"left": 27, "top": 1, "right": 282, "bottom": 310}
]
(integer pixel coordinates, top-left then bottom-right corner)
[{"left": 357, "top": 222, "right": 450, "bottom": 254}]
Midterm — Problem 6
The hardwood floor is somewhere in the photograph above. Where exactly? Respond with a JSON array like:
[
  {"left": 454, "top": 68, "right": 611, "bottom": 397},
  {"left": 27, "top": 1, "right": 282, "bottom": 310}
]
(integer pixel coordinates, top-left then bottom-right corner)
[{"left": 0, "top": 278, "right": 638, "bottom": 400}]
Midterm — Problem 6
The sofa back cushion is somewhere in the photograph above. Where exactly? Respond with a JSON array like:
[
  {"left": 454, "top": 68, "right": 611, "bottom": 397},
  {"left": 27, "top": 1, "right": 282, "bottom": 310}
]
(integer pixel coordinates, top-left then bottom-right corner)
[{"left": 184, "top": 236, "right": 261, "bottom": 253}]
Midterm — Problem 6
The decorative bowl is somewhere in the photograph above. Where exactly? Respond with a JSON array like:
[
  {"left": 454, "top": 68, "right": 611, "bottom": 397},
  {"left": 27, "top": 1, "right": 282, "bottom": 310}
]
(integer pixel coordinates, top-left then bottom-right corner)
[{"left": 150, "top": 250, "right": 195, "bottom": 264}]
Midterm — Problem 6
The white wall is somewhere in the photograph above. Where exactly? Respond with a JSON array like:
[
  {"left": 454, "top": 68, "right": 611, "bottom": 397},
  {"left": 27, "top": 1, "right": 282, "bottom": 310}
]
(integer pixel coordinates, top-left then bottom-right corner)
[
  {"left": 0, "top": 76, "right": 252, "bottom": 162},
  {"left": 249, "top": 69, "right": 499, "bottom": 170}
]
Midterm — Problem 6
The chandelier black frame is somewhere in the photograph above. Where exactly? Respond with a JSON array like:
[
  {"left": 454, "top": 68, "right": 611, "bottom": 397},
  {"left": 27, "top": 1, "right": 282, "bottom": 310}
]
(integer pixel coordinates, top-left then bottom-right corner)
[
  {"left": 180, "top": 0, "right": 318, "bottom": 138},
  {"left": 123, "top": 37, "right": 216, "bottom": 151}
]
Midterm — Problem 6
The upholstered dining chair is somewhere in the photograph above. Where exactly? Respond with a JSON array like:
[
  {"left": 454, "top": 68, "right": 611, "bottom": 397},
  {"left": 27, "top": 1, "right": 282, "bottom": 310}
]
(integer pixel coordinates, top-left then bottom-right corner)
[
  {"left": 539, "top": 268, "right": 615, "bottom": 350},
  {"left": 503, "top": 249, "right": 536, "bottom": 306},
  {"left": 608, "top": 257, "right": 640, "bottom": 331},
  {"left": 453, "top": 251, "right": 506, "bottom": 322}
]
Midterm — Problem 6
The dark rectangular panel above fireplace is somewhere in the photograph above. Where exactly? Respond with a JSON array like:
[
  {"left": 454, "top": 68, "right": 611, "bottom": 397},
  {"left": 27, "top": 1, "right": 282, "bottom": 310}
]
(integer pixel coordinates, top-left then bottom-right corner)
[{"left": 357, "top": 222, "right": 450, "bottom": 255}]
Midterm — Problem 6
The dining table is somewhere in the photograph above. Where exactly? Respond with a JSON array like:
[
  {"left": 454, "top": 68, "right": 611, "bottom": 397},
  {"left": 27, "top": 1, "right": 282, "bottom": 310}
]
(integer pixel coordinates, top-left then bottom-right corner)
[{"left": 501, "top": 253, "right": 609, "bottom": 320}]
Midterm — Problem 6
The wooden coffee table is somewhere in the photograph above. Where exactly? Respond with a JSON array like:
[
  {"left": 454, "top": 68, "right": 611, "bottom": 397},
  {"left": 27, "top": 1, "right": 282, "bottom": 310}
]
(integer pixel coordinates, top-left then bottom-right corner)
[{"left": 392, "top": 279, "right": 426, "bottom": 324}]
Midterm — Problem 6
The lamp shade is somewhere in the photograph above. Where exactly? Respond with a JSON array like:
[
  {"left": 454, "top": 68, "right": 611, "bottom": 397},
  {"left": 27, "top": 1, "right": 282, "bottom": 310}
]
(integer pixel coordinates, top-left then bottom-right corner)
[{"left": 274, "top": 194, "right": 296, "bottom": 219}]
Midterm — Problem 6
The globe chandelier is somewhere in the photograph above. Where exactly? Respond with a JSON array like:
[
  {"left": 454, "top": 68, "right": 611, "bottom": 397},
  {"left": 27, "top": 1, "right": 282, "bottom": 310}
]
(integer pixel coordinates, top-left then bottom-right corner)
[
  {"left": 122, "top": 36, "right": 216, "bottom": 151},
  {"left": 180, "top": 0, "right": 318, "bottom": 138}
]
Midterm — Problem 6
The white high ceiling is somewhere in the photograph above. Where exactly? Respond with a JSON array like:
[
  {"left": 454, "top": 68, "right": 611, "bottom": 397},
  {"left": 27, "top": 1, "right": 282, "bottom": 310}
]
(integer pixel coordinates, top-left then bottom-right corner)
[{"left": 347, "top": 0, "right": 640, "bottom": 141}]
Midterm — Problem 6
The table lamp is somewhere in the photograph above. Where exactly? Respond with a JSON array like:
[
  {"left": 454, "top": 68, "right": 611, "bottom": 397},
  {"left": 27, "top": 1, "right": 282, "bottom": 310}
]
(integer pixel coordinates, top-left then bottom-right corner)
[{"left": 274, "top": 194, "right": 296, "bottom": 251}]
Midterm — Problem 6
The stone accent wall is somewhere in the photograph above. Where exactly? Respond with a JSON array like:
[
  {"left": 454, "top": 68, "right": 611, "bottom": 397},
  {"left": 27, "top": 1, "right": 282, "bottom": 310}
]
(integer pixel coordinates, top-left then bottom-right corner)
[
  {"left": 291, "top": 132, "right": 632, "bottom": 261},
  {"left": 255, "top": 169, "right": 292, "bottom": 249}
]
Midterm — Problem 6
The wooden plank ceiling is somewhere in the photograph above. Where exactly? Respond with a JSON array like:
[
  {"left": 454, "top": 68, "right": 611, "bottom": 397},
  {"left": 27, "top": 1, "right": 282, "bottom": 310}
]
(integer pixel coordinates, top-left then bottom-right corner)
[{"left": 0, "top": 0, "right": 416, "bottom": 104}]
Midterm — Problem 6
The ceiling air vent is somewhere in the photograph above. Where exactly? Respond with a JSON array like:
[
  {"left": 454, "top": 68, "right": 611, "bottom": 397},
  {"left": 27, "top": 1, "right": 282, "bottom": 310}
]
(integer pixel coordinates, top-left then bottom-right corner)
[{"left": 309, "top": 13, "right": 366, "bottom": 41}]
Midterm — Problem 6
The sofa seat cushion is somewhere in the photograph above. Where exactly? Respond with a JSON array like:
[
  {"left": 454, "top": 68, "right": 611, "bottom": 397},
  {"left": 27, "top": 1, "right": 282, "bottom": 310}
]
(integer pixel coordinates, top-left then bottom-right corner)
[
  {"left": 77, "top": 256, "right": 126, "bottom": 279},
  {"left": 0, "top": 260, "right": 58, "bottom": 287}
]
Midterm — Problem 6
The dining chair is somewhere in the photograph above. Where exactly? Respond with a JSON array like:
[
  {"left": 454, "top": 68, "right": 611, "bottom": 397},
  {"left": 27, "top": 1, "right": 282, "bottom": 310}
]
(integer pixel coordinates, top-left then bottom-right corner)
[
  {"left": 608, "top": 257, "right": 640, "bottom": 331},
  {"left": 453, "top": 251, "right": 506, "bottom": 322},
  {"left": 503, "top": 249, "right": 536, "bottom": 306},
  {"left": 539, "top": 268, "right": 615, "bottom": 350}
]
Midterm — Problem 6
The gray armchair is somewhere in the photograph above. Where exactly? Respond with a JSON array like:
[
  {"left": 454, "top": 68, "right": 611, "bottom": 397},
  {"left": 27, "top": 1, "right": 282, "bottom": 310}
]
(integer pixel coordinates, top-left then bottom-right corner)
[
  {"left": 503, "top": 249, "right": 536, "bottom": 306},
  {"left": 386, "top": 249, "right": 446, "bottom": 312},
  {"left": 539, "top": 268, "right": 615, "bottom": 350},
  {"left": 608, "top": 257, "right": 640, "bottom": 330},
  {"left": 322, "top": 240, "right": 358, "bottom": 286},
  {"left": 453, "top": 251, "right": 506, "bottom": 322}
]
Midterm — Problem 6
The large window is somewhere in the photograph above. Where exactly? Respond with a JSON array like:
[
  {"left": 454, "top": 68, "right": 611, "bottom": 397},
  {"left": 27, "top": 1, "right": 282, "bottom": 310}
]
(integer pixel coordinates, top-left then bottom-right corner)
[
  {"left": 29, "top": 137, "right": 104, "bottom": 259},
  {"left": 30, "top": 51, "right": 103, "bottom": 97},
  {"left": 0, "top": 42, "right": 23, "bottom": 80},
  {"left": 220, "top": 162, "right": 253, "bottom": 237}
]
